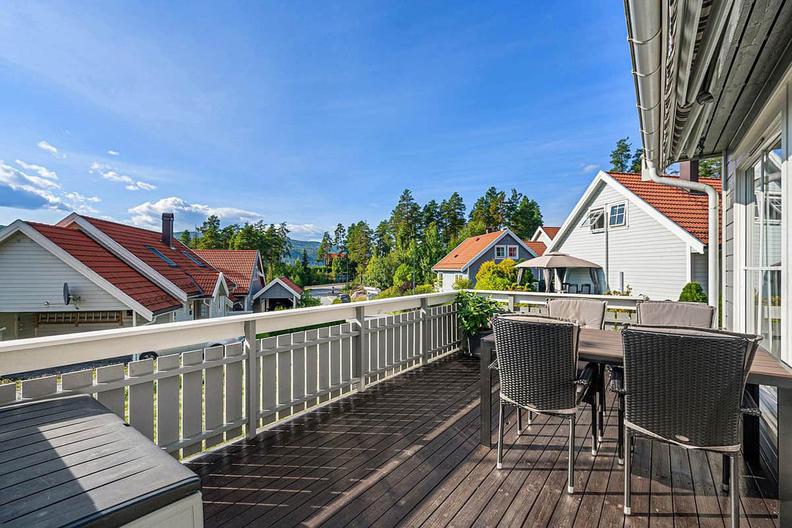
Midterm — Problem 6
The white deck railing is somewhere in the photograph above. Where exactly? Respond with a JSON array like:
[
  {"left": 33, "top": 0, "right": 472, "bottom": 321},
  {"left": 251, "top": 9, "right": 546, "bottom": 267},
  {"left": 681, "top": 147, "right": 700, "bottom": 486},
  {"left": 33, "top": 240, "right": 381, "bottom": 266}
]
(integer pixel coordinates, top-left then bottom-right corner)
[{"left": 0, "top": 290, "right": 639, "bottom": 460}]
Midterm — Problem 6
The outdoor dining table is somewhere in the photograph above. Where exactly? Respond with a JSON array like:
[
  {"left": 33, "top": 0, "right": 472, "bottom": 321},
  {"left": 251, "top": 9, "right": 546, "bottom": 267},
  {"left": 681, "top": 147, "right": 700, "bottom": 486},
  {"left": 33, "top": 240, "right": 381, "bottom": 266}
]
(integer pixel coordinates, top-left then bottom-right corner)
[{"left": 479, "top": 328, "right": 792, "bottom": 523}]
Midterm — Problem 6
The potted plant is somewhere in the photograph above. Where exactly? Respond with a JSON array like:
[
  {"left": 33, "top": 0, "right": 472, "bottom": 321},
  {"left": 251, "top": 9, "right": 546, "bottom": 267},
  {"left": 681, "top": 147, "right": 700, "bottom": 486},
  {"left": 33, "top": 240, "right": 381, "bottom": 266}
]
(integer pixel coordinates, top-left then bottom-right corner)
[{"left": 456, "top": 291, "right": 500, "bottom": 358}]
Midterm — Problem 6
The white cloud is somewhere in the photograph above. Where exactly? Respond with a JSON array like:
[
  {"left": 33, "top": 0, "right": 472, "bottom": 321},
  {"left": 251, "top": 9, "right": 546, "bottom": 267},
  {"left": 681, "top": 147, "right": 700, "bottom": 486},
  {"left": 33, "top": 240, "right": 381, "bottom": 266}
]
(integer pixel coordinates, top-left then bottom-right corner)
[
  {"left": 0, "top": 162, "right": 63, "bottom": 210},
  {"left": 286, "top": 223, "right": 325, "bottom": 239},
  {"left": 15, "top": 159, "right": 58, "bottom": 180},
  {"left": 37, "top": 140, "right": 59, "bottom": 156},
  {"left": 90, "top": 161, "right": 156, "bottom": 191},
  {"left": 128, "top": 196, "right": 263, "bottom": 230},
  {"left": 63, "top": 191, "right": 101, "bottom": 214},
  {"left": 581, "top": 163, "right": 599, "bottom": 174},
  {"left": 2, "top": 162, "right": 61, "bottom": 190},
  {"left": 107, "top": 150, "right": 119, "bottom": 156}
]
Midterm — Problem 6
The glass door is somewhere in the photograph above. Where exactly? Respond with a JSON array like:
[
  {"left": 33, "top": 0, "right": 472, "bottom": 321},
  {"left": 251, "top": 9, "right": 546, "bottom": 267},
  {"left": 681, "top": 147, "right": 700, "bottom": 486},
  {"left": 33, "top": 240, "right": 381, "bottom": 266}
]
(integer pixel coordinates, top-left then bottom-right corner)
[{"left": 745, "top": 137, "right": 783, "bottom": 357}]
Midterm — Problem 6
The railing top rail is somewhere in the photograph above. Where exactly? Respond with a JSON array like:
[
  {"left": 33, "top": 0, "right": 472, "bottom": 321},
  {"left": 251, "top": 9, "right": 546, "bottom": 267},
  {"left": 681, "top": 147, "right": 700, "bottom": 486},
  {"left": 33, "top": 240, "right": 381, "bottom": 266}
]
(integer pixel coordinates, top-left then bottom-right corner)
[{"left": 466, "top": 289, "right": 644, "bottom": 302}]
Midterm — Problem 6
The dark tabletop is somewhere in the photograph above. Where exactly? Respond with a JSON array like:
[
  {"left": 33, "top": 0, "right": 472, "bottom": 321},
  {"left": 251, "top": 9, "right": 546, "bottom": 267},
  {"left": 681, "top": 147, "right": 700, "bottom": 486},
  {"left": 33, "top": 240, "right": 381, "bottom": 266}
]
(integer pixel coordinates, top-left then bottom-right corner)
[{"left": 0, "top": 395, "right": 200, "bottom": 528}]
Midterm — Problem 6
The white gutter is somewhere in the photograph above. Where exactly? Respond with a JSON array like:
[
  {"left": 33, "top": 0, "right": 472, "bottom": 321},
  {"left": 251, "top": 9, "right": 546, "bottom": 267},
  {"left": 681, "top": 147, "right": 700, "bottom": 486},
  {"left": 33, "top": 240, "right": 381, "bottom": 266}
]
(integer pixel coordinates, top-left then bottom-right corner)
[{"left": 626, "top": 0, "right": 720, "bottom": 320}]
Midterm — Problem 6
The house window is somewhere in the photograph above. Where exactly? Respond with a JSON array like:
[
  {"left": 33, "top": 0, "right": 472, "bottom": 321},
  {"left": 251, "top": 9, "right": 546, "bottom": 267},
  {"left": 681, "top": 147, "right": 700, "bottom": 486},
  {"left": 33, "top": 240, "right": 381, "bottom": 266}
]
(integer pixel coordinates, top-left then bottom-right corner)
[
  {"left": 744, "top": 136, "right": 783, "bottom": 358},
  {"left": 507, "top": 245, "right": 519, "bottom": 258},
  {"left": 609, "top": 203, "right": 626, "bottom": 227},
  {"left": 589, "top": 208, "right": 605, "bottom": 232},
  {"left": 182, "top": 250, "right": 207, "bottom": 268},
  {"left": 146, "top": 245, "right": 178, "bottom": 267},
  {"left": 495, "top": 245, "right": 506, "bottom": 258}
]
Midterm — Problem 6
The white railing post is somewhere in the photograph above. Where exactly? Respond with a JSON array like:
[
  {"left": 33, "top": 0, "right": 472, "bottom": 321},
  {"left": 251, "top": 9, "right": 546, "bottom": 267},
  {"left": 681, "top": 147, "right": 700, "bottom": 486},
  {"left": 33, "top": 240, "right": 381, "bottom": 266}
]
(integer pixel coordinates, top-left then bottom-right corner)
[
  {"left": 420, "top": 298, "right": 430, "bottom": 364},
  {"left": 353, "top": 305, "right": 368, "bottom": 391},
  {"left": 506, "top": 294, "right": 515, "bottom": 312},
  {"left": 244, "top": 320, "right": 259, "bottom": 440}
]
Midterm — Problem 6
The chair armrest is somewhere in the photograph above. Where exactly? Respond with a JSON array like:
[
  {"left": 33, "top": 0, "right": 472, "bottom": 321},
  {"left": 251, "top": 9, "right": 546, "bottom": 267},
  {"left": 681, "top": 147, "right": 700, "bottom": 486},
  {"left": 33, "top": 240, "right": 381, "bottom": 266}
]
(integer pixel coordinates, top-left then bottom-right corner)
[
  {"left": 575, "top": 363, "right": 597, "bottom": 404},
  {"left": 488, "top": 358, "right": 499, "bottom": 370},
  {"left": 741, "top": 389, "right": 761, "bottom": 417},
  {"left": 606, "top": 365, "right": 626, "bottom": 395}
]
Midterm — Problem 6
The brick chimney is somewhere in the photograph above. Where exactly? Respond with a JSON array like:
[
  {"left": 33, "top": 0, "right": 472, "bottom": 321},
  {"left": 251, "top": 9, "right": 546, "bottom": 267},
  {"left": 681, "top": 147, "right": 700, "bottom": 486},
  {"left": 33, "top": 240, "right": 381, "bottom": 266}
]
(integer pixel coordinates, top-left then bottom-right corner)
[
  {"left": 161, "top": 213, "right": 174, "bottom": 248},
  {"left": 679, "top": 160, "right": 699, "bottom": 183}
]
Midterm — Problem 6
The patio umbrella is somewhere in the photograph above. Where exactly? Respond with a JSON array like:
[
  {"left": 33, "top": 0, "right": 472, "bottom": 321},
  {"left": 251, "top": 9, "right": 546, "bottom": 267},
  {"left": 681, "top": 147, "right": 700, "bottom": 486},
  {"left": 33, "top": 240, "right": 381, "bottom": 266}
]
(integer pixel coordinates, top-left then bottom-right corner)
[{"left": 516, "top": 253, "right": 602, "bottom": 292}]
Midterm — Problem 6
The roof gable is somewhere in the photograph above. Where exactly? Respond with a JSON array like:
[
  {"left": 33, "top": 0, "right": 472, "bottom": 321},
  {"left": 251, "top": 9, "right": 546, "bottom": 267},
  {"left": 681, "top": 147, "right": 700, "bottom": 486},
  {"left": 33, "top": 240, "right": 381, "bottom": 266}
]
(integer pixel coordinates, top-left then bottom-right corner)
[
  {"left": 548, "top": 171, "right": 718, "bottom": 254},
  {"left": 193, "top": 250, "right": 259, "bottom": 296},
  {"left": 432, "top": 229, "right": 536, "bottom": 272}
]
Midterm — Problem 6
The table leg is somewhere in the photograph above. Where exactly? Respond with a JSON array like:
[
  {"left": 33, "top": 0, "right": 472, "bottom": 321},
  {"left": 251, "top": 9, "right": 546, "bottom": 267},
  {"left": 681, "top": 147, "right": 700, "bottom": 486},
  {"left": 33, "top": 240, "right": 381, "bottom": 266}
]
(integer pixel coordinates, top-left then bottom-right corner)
[
  {"left": 481, "top": 341, "right": 493, "bottom": 448},
  {"left": 778, "top": 387, "right": 792, "bottom": 525},
  {"left": 743, "top": 383, "right": 760, "bottom": 466}
]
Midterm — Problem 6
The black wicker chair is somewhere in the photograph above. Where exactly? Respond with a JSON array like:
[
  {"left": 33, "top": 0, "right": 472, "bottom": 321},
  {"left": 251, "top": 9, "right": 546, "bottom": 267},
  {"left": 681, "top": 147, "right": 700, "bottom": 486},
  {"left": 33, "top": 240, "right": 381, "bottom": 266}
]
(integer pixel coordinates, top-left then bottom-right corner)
[
  {"left": 491, "top": 314, "right": 597, "bottom": 494},
  {"left": 621, "top": 325, "right": 760, "bottom": 528},
  {"left": 608, "top": 300, "right": 716, "bottom": 464},
  {"left": 548, "top": 298, "right": 608, "bottom": 453}
]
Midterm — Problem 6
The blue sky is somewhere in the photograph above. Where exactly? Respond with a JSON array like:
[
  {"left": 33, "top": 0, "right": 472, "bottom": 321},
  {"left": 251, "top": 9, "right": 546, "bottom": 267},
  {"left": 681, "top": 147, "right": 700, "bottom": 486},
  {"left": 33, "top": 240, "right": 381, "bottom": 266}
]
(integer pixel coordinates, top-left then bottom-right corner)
[{"left": 0, "top": 1, "right": 638, "bottom": 239}]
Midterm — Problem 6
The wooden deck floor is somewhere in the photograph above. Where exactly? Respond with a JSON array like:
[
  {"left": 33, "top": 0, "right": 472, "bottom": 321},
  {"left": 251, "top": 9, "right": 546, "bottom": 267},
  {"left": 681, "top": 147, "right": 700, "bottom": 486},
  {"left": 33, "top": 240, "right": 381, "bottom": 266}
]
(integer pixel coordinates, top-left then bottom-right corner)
[{"left": 187, "top": 355, "right": 779, "bottom": 527}]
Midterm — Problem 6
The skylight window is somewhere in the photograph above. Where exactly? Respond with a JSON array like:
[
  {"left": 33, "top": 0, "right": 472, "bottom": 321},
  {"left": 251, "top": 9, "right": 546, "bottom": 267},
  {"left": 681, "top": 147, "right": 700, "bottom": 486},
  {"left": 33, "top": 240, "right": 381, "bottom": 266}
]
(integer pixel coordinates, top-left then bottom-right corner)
[
  {"left": 146, "top": 245, "right": 178, "bottom": 267},
  {"left": 182, "top": 251, "right": 207, "bottom": 268}
]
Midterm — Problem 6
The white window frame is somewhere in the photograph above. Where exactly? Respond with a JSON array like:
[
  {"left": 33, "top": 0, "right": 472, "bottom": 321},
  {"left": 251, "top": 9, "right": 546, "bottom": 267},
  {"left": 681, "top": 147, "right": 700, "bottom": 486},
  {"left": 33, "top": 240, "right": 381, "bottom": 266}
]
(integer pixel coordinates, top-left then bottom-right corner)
[
  {"left": 494, "top": 245, "right": 506, "bottom": 259},
  {"left": 609, "top": 202, "right": 627, "bottom": 228},
  {"left": 589, "top": 208, "right": 605, "bottom": 232},
  {"left": 507, "top": 245, "right": 519, "bottom": 258}
]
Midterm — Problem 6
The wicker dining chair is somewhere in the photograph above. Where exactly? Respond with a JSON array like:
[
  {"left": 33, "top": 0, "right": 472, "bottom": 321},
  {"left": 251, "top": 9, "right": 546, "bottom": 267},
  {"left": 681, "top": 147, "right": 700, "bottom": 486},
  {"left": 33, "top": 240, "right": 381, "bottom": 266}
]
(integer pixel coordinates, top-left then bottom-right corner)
[
  {"left": 620, "top": 325, "right": 760, "bottom": 528},
  {"left": 548, "top": 298, "right": 608, "bottom": 452},
  {"left": 608, "top": 300, "right": 716, "bottom": 464},
  {"left": 491, "top": 314, "right": 597, "bottom": 494}
]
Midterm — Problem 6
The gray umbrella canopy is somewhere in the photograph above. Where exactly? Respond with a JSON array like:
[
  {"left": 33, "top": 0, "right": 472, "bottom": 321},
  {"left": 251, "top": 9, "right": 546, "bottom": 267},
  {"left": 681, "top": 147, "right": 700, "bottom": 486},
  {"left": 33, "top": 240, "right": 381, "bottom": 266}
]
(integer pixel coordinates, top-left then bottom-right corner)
[{"left": 516, "top": 252, "right": 601, "bottom": 269}]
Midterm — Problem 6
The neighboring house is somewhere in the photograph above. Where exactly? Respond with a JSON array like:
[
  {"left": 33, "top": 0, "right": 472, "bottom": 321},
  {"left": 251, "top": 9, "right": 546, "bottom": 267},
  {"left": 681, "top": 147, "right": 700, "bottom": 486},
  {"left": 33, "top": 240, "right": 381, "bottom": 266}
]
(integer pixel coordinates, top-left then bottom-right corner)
[
  {"left": 253, "top": 276, "right": 304, "bottom": 310},
  {"left": 194, "top": 250, "right": 265, "bottom": 312},
  {"left": 547, "top": 170, "right": 721, "bottom": 300},
  {"left": 530, "top": 225, "right": 559, "bottom": 247},
  {"left": 0, "top": 212, "right": 231, "bottom": 340},
  {"left": 433, "top": 229, "right": 539, "bottom": 291}
]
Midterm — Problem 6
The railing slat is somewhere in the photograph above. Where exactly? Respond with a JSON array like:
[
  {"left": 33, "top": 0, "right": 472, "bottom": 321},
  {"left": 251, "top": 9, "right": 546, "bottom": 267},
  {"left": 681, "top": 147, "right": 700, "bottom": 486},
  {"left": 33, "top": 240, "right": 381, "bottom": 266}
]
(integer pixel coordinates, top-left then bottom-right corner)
[
  {"left": 181, "top": 349, "right": 203, "bottom": 457},
  {"left": 0, "top": 384, "right": 15, "bottom": 405},
  {"left": 340, "top": 323, "right": 351, "bottom": 387},
  {"left": 317, "top": 327, "right": 330, "bottom": 402},
  {"left": 204, "top": 346, "right": 224, "bottom": 448},
  {"left": 95, "top": 365, "right": 125, "bottom": 419},
  {"left": 128, "top": 359, "right": 154, "bottom": 441},
  {"left": 157, "top": 355, "right": 180, "bottom": 452},
  {"left": 224, "top": 342, "right": 244, "bottom": 441},
  {"left": 292, "top": 331, "right": 306, "bottom": 413},
  {"left": 21, "top": 375, "right": 57, "bottom": 400},
  {"left": 260, "top": 337, "right": 277, "bottom": 425},
  {"left": 329, "top": 325, "right": 341, "bottom": 397},
  {"left": 305, "top": 329, "right": 318, "bottom": 407}
]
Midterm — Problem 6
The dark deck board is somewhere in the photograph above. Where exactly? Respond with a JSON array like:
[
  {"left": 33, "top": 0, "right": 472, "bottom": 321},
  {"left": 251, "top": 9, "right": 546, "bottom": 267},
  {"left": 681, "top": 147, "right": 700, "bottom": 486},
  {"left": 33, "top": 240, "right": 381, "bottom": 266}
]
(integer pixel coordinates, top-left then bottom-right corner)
[{"left": 188, "top": 355, "right": 779, "bottom": 527}]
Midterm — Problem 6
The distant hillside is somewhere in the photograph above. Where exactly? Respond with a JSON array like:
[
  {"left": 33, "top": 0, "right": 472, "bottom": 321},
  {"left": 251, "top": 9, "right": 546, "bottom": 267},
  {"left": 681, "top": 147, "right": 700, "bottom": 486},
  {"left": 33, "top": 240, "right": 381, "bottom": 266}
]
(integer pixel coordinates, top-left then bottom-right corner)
[{"left": 286, "top": 239, "right": 322, "bottom": 265}]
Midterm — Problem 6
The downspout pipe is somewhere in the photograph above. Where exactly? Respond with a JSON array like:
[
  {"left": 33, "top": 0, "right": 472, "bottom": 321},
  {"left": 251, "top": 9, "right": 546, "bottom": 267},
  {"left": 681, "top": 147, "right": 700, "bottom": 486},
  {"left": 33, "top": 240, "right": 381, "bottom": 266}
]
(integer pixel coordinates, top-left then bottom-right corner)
[{"left": 643, "top": 158, "right": 719, "bottom": 320}]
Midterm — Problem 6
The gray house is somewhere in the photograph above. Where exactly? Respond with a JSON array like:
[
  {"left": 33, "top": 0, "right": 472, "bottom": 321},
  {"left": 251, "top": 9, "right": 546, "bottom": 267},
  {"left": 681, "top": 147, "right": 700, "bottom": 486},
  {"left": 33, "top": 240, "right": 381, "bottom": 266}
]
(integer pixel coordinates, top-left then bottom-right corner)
[
  {"left": 253, "top": 277, "right": 304, "bottom": 311},
  {"left": 433, "top": 228, "right": 539, "bottom": 291}
]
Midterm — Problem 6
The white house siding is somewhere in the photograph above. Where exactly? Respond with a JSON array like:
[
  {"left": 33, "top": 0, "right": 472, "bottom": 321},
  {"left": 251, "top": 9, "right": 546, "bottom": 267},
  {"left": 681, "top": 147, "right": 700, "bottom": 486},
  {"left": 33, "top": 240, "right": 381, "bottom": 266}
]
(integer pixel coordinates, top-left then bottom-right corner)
[
  {"left": 691, "top": 252, "right": 709, "bottom": 293},
  {"left": 554, "top": 183, "right": 692, "bottom": 300},
  {"left": 439, "top": 271, "right": 466, "bottom": 292},
  {"left": 0, "top": 232, "right": 130, "bottom": 313}
]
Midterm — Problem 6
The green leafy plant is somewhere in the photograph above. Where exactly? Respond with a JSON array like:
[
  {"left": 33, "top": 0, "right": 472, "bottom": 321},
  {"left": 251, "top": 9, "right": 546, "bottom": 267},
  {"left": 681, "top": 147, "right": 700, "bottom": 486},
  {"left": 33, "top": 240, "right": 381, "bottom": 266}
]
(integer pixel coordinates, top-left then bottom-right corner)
[
  {"left": 452, "top": 276, "right": 473, "bottom": 290},
  {"left": 456, "top": 291, "right": 500, "bottom": 337},
  {"left": 679, "top": 281, "right": 707, "bottom": 303}
]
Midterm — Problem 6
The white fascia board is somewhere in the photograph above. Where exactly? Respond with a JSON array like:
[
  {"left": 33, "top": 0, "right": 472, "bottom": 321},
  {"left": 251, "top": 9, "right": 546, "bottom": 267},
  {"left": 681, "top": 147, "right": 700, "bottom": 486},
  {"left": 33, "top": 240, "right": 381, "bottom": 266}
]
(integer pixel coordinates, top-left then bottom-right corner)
[
  {"left": 6, "top": 222, "right": 155, "bottom": 320},
  {"left": 461, "top": 228, "right": 536, "bottom": 273},
  {"left": 212, "top": 273, "right": 231, "bottom": 298},
  {"left": 58, "top": 214, "right": 189, "bottom": 302},
  {"left": 547, "top": 171, "right": 705, "bottom": 253}
]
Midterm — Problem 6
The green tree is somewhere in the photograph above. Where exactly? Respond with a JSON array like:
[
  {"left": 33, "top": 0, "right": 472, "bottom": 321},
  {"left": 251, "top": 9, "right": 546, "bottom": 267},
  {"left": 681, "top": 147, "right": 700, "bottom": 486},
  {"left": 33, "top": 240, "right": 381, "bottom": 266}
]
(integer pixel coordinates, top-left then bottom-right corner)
[
  {"left": 300, "top": 249, "right": 310, "bottom": 269},
  {"left": 474, "top": 259, "right": 519, "bottom": 291},
  {"left": 417, "top": 222, "right": 446, "bottom": 285},
  {"left": 421, "top": 200, "right": 441, "bottom": 232},
  {"left": 317, "top": 232, "right": 333, "bottom": 264},
  {"left": 346, "top": 221, "right": 373, "bottom": 277},
  {"left": 259, "top": 223, "right": 291, "bottom": 279},
  {"left": 629, "top": 148, "right": 644, "bottom": 173},
  {"left": 699, "top": 157, "right": 721, "bottom": 179},
  {"left": 364, "top": 253, "right": 398, "bottom": 290},
  {"left": 230, "top": 222, "right": 260, "bottom": 250},
  {"left": 470, "top": 187, "right": 506, "bottom": 231},
  {"left": 439, "top": 192, "right": 466, "bottom": 244},
  {"left": 679, "top": 282, "right": 707, "bottom": 303},
  {"left": 220, "top": 224, "right": 239, "bottom": 249},
  {"left": 508, "top": 197, "right": 543, "bottom": 239},
  {"left": 373, "top": 220, "right": 393, "bottom": 256},
  {"left": 195, "top": 215, "right": 223, "bottom": 249},
  {"left": 178, "top": 230, "right": 193, "bottom": 248},
  {"left": 610, "top": 137, "right": 632, "bottom": 172},
  {"left": 392, "top": 263, "right": 413, "bottom": 290},
  {"left": 390, "top": 189, "right": 421, "bottom": 249}
]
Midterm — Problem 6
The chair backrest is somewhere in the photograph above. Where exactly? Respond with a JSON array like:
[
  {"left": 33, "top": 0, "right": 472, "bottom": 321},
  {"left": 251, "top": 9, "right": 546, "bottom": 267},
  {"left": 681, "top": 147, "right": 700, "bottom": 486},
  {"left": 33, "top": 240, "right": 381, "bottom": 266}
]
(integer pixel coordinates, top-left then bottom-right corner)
[
  {"left": 579, "top": 284, "right": 592, "bottom": 294},
  {"left": 492, "top": 315, "right": 579, "bottom": 414},
  {"left": 636, "top": 300, "right": 715, "bottom": 328},
  {"left": 622, "top": 325, "right": 760, "bottom": 450},
  {"left": 547, "top": 298, "right": 607, "bottom": 329}
]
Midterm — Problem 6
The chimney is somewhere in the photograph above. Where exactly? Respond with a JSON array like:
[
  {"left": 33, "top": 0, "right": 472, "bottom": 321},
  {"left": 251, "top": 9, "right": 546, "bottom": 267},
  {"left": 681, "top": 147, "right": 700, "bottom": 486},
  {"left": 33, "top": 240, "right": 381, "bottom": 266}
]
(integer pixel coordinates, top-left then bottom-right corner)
[
  {"left": 679, "top": 160, "right": 699, "bottom": 183},
  {"left": 161, "top": 213, "right": 174, "bottom": 248}
]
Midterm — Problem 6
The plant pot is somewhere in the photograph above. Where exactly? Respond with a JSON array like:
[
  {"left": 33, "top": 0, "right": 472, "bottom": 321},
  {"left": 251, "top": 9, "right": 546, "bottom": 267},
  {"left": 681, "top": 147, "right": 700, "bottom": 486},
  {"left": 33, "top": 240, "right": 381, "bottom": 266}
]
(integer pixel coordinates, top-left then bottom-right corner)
[{"left": 466, "top": 329, "right": 493, "bottom": 359}]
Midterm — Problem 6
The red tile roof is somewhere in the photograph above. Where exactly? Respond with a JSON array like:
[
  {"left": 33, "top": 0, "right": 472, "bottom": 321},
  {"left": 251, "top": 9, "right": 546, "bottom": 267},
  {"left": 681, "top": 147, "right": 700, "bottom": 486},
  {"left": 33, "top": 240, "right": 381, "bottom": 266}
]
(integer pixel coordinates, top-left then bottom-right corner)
[
  {"left": 523, "top": 240, "right": 547, "bottom": 256},
  {"left": 74, "top": 216, "right": 221, "bottom": 297},
  {"left": 541, "top": 226, "right": 560, "bottom": 239},
  {"left": 608, "top": 172, "right": 722, "bottom": 244},
  {"left": 432, "top": 230, "right": 506, "bottom": 272},
  {"left": 30, "top": 223, "right": 181, "bottom": 314},
  {"left": 194, "top": 250, "right": 260, "bottom": 296},
  {"left": 278, "top": 276, "right": 303, "bottom": 295}
]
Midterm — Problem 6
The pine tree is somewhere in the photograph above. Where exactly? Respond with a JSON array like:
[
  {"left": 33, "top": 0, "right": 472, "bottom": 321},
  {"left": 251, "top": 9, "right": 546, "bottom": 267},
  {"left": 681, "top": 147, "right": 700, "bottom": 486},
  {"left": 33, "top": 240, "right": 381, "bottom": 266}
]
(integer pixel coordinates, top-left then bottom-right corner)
[
  {"left": 610, "top": 138, "right": 632, "bottom": 172},
  {"left": 439, "top": 192, "right": 466, "bottom": 244},
  {"left": 373, "top": 220, "right": 393, "bottom": 256},
  {"left": 390, "top": 189, "right": 421, "bottom": 250}
]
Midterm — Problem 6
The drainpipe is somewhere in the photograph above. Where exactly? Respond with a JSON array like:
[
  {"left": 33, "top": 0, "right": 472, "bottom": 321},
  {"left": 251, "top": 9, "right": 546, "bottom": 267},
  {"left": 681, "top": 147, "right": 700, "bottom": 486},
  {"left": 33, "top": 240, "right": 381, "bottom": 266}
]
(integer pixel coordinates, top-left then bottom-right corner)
[
  {"left": 643, "top": 158, "right": 719, "bottom": 319},
  {"left": 626, "top": 0, "right": 720, "bottom": 320}
]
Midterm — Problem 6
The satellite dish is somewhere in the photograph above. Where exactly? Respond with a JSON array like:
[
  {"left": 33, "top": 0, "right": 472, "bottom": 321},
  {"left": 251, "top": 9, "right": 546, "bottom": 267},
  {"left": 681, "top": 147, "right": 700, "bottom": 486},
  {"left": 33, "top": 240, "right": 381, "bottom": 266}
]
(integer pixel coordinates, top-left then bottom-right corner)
[{"left": 63, "top": 282, "right": 71, "bottom": 305}]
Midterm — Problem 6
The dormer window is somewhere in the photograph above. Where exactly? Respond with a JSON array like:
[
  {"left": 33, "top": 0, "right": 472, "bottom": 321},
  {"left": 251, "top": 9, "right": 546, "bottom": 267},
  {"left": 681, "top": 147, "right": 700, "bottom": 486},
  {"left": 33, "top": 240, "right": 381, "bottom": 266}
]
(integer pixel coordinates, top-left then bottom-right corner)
[{"left": 146, "top": 245, "right": 178, "bottom": 267}]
